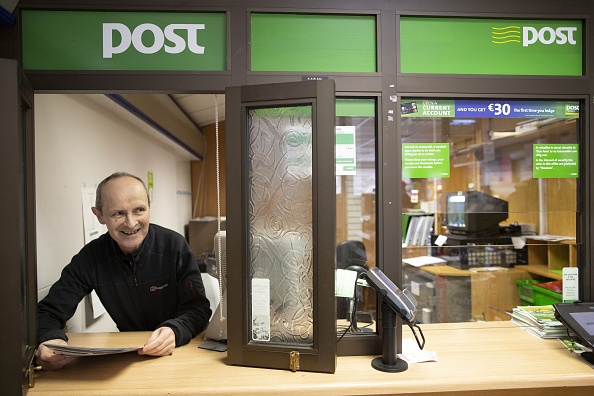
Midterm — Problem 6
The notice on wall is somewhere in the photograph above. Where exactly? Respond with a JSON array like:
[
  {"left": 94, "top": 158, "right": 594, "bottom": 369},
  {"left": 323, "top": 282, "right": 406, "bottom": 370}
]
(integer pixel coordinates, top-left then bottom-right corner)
[
  {"left": 251, "top": 278, "right": 271, "bottom": 342},
  {"left": 563, "top": 267, "right": 579, "bottom": 303},
  {"left": 81, "top": 186, "right": 107, "bottom": 319},
  {"left": 81, "top": 186, "right": 105, "bottom": 244},
  {"left": 402, "top": 143, "right": 450, "bottom": 178},
  {"left": 336, "top": 126, "right": 356, "bottom": 175},
  {"left": 147, "top": 171, "right": 154, "bottom": 202},
  {"left": 533, "top": 144, "right": 578, "bottom": 178}
]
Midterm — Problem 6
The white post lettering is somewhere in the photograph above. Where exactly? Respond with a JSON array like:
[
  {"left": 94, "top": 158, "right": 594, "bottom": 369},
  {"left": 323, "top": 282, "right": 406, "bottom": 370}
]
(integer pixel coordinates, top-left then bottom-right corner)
[
  {"left": 164, "top": 24, "right": 187, "bottom": 54},
  {"left": 522, "top": 26, "right": 538, "bottom": 47},
  {"left": 104, "top": 22, "right": 208, "bottom": 57},
  {"left": 558, "top": 27, "right": 578, "bottom": 45},
  {"left": 132, "top": 23, "right": 165, "bottom": 54},
  {"left": 103, "top": 23, "right": 131, "bottom": 58},
  {"left": 555, "top": 27, "right": 568, "bottom": 44},
  {"left": 185, "top": 24, "right": 206, "bottom": 54},
  {"left": 539, "top": 27, "right": 556, "bottom": 45}
]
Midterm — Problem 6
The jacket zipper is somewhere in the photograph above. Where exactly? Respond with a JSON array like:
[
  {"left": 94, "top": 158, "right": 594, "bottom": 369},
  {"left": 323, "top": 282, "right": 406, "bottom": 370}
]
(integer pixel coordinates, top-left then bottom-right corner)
[
  {"left": 133, "top": 260, "right": 139, "bottom": 287},
  {"left": 129, "top": 258, "right": 147, "bottom": 329}
]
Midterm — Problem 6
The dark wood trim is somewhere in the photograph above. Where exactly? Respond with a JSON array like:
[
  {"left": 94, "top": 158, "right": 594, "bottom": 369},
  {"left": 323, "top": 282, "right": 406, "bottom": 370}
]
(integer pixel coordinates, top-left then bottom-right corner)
[
  {"left": 226, "top": 80, "right": 338, "bottom": 372},
  {"left": 0, "top": 0, "right": 592, "bottom": 370},
  {"left": 0, "top": 58, "right": 37, "bottom": 396}
]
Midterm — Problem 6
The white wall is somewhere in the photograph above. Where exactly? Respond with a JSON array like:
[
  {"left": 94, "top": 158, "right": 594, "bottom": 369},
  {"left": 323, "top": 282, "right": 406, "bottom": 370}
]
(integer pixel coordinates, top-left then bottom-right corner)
[{"left": 35, "top": 94, "right": 195, "bottom": 333}]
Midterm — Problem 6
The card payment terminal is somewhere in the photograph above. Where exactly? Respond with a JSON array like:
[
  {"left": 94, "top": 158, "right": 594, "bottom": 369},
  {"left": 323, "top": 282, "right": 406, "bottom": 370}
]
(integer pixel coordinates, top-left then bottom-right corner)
[{"left": 553, "top": 302, "right": 594, "bottom": 364}]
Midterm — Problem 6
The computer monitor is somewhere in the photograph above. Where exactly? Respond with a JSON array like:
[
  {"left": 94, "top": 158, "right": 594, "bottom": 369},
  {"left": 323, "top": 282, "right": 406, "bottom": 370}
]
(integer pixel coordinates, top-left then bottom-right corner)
[{"left": 445, "top": 190, "right": 508, "bottom": 237}]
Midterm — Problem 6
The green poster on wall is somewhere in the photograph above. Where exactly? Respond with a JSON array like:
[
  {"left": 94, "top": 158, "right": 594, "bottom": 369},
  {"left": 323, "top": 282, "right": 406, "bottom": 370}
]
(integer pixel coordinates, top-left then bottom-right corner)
[
  {"left": 533, "top": 144, "right": 579, "bottom": 178},
  {"left": 400, "top": 17, "right": 582, "bottom": 76},
  {"left": 336, "top": 126, "right": 356, "bottom": 176},
  {"left": 402, "top": 143, "right": 450, "bottom": 178}
]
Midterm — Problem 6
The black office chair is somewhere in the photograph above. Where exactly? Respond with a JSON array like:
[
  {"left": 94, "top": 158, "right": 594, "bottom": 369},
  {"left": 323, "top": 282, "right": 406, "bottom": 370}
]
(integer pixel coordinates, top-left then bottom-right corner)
[
  {"left": 336, "top": 240, "right": 369, "bottom": 324},
  {"left": 336, "top": 240, "right": 367, "bottom": 271}
]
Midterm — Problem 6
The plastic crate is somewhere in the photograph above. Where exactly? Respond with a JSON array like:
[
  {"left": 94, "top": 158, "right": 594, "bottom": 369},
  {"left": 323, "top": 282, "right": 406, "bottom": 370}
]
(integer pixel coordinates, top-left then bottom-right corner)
[{"left": 516, "top": 279, "right": 562, "bottom": 306}]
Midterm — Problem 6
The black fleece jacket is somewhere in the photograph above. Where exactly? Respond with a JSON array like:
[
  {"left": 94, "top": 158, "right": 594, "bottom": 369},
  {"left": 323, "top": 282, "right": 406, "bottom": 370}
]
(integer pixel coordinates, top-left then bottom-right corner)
[{"left": 37, "top": 224, "right": 212, "bottom": 347}]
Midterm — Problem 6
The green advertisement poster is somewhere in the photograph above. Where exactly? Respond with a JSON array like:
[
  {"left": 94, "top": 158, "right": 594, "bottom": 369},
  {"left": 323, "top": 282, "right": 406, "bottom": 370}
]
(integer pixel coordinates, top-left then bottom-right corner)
[
  {"left": 400, "top": 17, "right": 582, "bottom": 76},
  {"left": 402, "top": 143, "right": 450, "bottom": 178},
  {"left": 533, "top": 144, "right": 578, "bottom": 178},
  {"left": 22, "top": 10, "right": 226, "bottom": 71},
  {"left": 336, "top": 126, "right": 356, "bottom": 176},
  {"left": 401, "top": 99, "right": 580, "bottom": 119}
]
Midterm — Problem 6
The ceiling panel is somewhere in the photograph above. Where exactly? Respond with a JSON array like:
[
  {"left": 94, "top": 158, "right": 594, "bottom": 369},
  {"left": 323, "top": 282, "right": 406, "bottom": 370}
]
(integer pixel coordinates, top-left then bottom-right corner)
[{"left": 170, "top": 94, "right": 226, "bottom": 129}]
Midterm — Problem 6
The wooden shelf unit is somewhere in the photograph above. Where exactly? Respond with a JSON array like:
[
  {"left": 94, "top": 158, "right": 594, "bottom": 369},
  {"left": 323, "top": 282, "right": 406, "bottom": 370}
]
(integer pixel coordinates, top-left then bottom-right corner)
[
  {"left": 515, "top": 238, "right": 577, "bottom": 281},
  {"left": 515, "top": 264, "right": 562, "bottom": 281},
  {"left": 527, "top": 239, "right": 576, "bottom": 270}
]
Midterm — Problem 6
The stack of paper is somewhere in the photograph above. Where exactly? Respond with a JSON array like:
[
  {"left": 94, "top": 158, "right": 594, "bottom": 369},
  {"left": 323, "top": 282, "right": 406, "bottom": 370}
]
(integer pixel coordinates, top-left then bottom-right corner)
[
  {"left": 398, "top": 338, "right": 438, "bottom": 364},
  {"left": 44, "top": 343, "right": 141, "bottom": 356},
  {"left": 402, "top": 256, "right": 446, "bottom": 268},
  {"left": 511, "top": 305, "right": 572, "bottom": 339}
]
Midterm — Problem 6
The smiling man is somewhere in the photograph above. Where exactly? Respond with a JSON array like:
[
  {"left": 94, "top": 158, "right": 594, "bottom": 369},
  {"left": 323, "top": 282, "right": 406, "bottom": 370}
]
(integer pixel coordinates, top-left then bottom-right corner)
[{"left": 35, "top": 172, "right": 211, "bottom": 370}]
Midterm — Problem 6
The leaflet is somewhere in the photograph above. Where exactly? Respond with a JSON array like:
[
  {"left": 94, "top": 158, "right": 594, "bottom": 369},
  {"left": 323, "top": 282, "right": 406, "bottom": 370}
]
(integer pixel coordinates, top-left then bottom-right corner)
[{"left": 44, "top": 343, "right": 141, "bottom": 357}]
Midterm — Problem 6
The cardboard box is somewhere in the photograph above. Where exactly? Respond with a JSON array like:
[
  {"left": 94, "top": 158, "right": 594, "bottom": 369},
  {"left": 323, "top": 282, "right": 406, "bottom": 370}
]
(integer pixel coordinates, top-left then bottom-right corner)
[{"left": 188, "top": 217, "right": 226, "bottom": 256}]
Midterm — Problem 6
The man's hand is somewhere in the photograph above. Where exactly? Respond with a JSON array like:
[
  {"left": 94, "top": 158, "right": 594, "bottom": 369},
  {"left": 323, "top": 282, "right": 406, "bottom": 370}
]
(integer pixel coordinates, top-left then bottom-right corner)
[
  {"left": 35, "top": 339, "right": 77, "bottom": 371},
  {"left": 138, "top": 327, "right": 176, "bottom": 356}
]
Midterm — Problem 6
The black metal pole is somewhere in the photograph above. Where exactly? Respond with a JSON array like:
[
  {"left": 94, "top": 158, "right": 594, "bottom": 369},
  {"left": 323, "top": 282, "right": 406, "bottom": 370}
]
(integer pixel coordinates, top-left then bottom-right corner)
[{"left": 371, "top": 301, "right": 408, "bottom": 372}]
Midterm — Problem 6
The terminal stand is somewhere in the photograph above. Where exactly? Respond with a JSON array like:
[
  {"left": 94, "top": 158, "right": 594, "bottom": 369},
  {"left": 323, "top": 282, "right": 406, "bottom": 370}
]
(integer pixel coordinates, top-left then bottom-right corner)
[
  {"left": 582, "top": 352, "right": 594, "bottom": 365},
  {"left": 371, "top": 302, "right": 408, "bottom": 373}
]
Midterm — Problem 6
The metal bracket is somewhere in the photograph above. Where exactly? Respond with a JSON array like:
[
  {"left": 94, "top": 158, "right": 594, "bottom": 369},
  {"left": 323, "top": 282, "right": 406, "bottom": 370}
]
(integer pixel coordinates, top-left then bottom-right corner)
[
  {"left": 289, "top": 351, "right": 300, "bottom": 372},
  {"left": 27, "top": 364, "right": 42, "bottom": 388}
]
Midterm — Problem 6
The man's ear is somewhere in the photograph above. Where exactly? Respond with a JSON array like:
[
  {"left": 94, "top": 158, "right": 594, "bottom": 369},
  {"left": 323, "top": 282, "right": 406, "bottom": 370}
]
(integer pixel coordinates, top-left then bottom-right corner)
[{"left": 91, "top": 207, "right": 106, "bottom": 225}]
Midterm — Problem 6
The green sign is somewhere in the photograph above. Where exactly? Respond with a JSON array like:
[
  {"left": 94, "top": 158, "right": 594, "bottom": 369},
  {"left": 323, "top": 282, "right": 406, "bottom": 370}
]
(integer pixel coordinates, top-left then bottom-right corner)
[
  {"left": 251, "top": 13, "right": 376, "bottom": 72},
  {"left": 402, "top": 143, "right": 450, "bottom": 178},
  {"left": 336, "top": 99, "right": 375, "bottom": 117},
  {"left": 22, "top": 10, "right": 226, "bottom": 71},
  {"left": 400, "top": 17, "right": 582, "bottom": 76},
  {"left": 533, "top": 144, "right": 579, "bottom": 178}
]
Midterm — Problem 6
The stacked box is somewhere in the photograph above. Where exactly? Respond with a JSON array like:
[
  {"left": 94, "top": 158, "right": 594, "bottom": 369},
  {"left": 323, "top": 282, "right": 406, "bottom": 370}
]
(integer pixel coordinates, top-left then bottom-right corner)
[{"left": 516, "top": 279, "right": 562, "bottom": 306}]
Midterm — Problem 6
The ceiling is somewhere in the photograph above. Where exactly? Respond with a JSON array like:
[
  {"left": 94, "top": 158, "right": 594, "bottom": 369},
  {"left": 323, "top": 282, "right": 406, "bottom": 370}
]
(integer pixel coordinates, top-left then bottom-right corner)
[{"left": 170, "top": 94, "right": 226, "bottom": 129}]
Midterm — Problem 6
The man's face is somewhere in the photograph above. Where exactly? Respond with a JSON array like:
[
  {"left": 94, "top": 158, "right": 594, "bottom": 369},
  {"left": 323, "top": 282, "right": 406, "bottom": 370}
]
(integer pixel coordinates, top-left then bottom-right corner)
[{"left": 92, "top": 176, "right": 150, "bottom": 255}]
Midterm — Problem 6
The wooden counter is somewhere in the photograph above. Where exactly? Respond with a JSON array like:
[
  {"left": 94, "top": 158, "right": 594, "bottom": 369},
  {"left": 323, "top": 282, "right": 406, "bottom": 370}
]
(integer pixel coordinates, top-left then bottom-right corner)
[{"left": 29, "top": 322, "right": 594, "bottom": 396}]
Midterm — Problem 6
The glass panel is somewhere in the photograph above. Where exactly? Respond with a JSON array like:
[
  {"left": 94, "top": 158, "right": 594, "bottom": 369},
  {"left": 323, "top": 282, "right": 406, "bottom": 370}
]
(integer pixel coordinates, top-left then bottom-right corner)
[
  {"left": 247, "top": 105, "right": 314, "bottom": 347},
  {"left": 335, "top": 98, "right": 377, "bottom": 335},
  {"left": 400, "top": 98, "right": 580, "bottom": 324}
]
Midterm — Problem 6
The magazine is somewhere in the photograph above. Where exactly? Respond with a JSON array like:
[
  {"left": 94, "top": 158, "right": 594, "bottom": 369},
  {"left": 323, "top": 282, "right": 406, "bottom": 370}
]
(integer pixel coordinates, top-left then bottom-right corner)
[
  {"left": 44, "top": 343, "right": 141, "bottom": 357},
  {"left": 511, "top": 305, "right": 572, "bottom": 339}
]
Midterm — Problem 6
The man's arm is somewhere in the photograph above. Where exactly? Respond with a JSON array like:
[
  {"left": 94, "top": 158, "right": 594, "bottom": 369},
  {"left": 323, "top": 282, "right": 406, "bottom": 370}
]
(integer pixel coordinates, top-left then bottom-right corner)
[
  {"left": 38, "top": 255, "right": 93, "bottom": 344},
  {"left": 160, "top": 250, "right": 212, "bottom": 346},
  {"left": 35, "top": 339, "right": 77, "bottom": 370}
]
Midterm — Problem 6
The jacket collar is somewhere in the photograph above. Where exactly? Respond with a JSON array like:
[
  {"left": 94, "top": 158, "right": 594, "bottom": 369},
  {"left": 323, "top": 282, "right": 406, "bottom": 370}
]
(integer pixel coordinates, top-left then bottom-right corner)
[{"left": 109, "top": 224, "right": 154, "bottom": 264}]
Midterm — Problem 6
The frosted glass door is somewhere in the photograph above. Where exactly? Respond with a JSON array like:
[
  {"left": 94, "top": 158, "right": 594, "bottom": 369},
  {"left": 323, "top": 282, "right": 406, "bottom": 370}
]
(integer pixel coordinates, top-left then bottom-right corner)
[
  {"left": 247, "top": 106, "right": 314, "bottom": 347},
  {"left": 226, "top": 80, "right": 336, "bottom": 373}
]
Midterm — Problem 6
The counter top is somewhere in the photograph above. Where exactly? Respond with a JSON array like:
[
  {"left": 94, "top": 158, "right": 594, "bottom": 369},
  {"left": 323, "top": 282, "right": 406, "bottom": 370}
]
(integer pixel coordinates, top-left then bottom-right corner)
[{"left": 29, "top": 321, "right": 594, "bottom": 396}]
